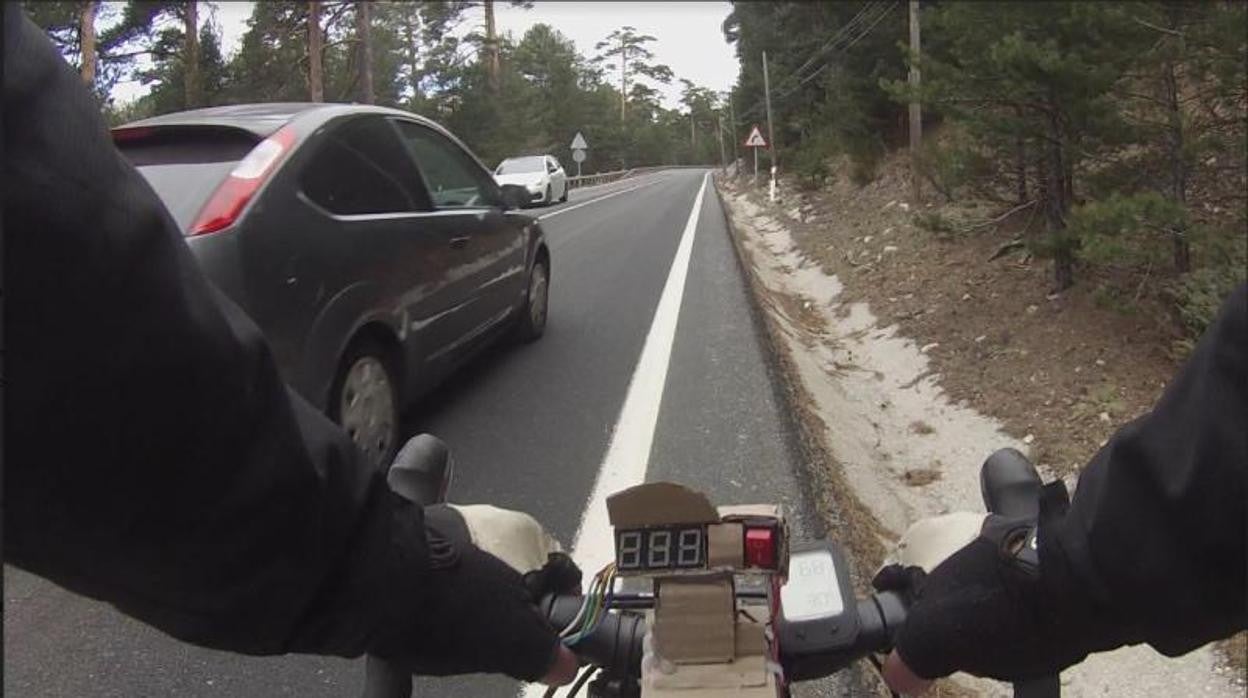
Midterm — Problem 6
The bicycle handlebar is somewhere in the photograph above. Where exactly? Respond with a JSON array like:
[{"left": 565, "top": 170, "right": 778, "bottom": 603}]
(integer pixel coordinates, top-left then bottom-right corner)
[
  {"left": 539, "top": 587, "right": 910, "bottom": 684},
  {"left": 534, "top": 448, "right": 1059, "bottom": 697},
  {"left": 363, "top": 440, "right": 1060, "bottom": 697},
  {"left": 541, "top": 595, "right": 647, "bottom": 678}
]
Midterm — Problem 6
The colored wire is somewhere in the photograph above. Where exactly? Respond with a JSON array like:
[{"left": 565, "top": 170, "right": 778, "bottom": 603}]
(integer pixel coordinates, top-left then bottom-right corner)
[{"left": 560, "top": 562, "right": 617, "bottom": 646}]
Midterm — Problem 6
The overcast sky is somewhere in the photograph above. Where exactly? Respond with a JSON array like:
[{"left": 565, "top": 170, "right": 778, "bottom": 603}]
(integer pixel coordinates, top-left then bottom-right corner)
[{"left": 108, "top": 1, "right": 739, "bottom": 110}]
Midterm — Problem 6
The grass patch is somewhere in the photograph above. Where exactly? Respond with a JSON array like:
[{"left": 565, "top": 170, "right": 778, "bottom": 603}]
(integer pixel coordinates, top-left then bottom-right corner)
[
  {"left": 1218, "top": 632, "right": 1247, "bottom": 685},
  {"left": 902, "top": 468, "right": 943, "bottom": 486},
  {"left": 910, "top": 420, "right": 936, "bottom": 435},
  {"left": 914, "top": 211, "right": 958, "bottom": 236}
]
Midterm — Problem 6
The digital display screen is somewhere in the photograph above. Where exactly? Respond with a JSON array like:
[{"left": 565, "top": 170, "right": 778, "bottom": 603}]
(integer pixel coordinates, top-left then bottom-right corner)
[
  {"left": 780, "top": 548, "right": 844, "bottom": 621},
  {"left": 615, "top": 526, "right": 706, "bottom": 570}
]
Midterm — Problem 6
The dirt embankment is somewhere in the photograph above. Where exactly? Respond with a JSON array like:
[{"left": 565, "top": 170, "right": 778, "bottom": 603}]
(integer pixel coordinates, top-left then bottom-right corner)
[
  {"left": 713, "top": 153, "right": 1246, "bottom": 696},
  {"left": 759, "top": 154, "right": 1185, "bottom": 480}
]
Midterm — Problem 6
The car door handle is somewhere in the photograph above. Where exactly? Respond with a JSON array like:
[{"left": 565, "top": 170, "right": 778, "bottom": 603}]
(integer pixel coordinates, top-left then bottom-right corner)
[{"left": 449, "top": 235, "right": 470, "bottom": 249}]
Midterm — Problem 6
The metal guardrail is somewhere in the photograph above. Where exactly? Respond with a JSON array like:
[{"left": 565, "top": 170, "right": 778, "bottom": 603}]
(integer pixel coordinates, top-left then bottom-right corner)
[
  {"left": 566, "top": 169, "right": 632, "bottom": 190},
  {"left": 566, "top": 164, "right": 716, "bottom": 190}
]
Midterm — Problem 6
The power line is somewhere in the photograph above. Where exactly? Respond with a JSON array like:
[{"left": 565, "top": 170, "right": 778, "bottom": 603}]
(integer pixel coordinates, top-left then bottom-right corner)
[
  {"left": 738, "top": 0, "right": 899, "bottom": 118},
  {"left": 737, "top": 2, "right": 888, "bottom": 120},
  {"left": 771, "top": 0, "right": 899, "bottom": 104},
  {"left": 787, "top": 1, "right": 883, "bottom": 83}
]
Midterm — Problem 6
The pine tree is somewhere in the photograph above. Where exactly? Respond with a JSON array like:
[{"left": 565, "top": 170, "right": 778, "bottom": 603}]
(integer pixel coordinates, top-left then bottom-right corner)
[
  {"left": 593, "top": 26, "right": 673, "bottom": 122},
  {"left": 913, "top": 2, "right": 1145, "bottom": 289}
]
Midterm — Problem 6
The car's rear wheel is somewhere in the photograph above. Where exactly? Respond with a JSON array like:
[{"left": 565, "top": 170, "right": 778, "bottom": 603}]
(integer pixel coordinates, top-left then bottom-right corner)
[
  {"left": 515, "top": 257, "right": 549, "bottom": 342},
  {"left": 330, "top": 339, "right": 400, "bottom": 468}
]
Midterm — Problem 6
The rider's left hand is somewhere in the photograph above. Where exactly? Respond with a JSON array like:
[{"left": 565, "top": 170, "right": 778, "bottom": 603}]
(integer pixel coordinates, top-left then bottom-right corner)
[{"left": 370, "top": 503, "right": 582, "bottom": 685}]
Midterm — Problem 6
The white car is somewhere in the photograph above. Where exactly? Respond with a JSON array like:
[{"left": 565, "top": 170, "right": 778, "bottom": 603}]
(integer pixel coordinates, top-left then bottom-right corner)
[{"left": 494, "top": 155, "right": 568, "bottom": 207}]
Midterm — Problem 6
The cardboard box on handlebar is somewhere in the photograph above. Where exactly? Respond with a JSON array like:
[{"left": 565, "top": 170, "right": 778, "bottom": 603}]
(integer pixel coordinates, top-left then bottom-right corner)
[{"left": 606, "top": 481, "right": 787, "bottom": 686}]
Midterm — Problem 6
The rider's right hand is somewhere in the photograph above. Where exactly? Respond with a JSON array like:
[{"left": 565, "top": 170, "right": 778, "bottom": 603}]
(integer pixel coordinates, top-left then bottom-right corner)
[
  {"left": 368, "top": 505, "right": 579, "bottom": 685},
  {"left": 880, "top": 515, "right": 1119, "bottom": 693}
]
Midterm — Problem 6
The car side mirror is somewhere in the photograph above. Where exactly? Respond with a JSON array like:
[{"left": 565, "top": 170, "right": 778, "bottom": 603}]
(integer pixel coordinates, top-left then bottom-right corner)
[{"left": 500, "top": 184, "right": 528, "bottom": 210}]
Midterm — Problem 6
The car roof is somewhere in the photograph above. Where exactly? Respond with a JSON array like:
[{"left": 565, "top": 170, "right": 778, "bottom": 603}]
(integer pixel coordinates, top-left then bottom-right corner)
[{"left": 118, "top": 102, "right": 448, "bottom": 139}]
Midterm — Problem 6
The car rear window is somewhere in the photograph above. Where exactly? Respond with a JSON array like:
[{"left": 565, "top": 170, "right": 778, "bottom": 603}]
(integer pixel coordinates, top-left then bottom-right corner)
[
  {"left": 115, "top": 127, "right": 260, "bottom": 233},
  {"left": 300, "top": 116, "right": 430, "bottom": 215},
  {"left": 496, "top": 156, "right": 546, "bottom": 174}
]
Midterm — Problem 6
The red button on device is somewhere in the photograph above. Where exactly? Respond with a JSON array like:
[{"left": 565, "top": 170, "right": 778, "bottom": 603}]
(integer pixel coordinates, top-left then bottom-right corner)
[{"left": 744, "top": 527, "right": 776, "bottom": 569}]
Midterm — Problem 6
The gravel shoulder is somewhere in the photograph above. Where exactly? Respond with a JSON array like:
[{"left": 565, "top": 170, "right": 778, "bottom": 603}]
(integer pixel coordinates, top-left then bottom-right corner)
[{"left": 713, "top": 166, "right": 1246, "bottom": 697}]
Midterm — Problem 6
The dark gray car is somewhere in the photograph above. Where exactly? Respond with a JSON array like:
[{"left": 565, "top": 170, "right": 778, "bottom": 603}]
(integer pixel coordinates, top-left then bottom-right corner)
[{"left": 113, "top": 103, "right": 551, "bottom": 466}]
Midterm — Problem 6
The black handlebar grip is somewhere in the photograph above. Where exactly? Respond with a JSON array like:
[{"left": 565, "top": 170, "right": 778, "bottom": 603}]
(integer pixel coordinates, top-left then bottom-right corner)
[
  {"left": 856, "top": 591, "right": 909, "bottom": 653},
  {"left": 363, "top": 655, "right": 411, "bottom": 698},
  {"left": 1014, "top": 676, "right": 1062, "bottom": 698},
  {"left": 386, "top": 434, "right": 452, "bottom": 506},
  {"left": 980, "top": 449, "right": 1062, "bottom": 698},
  {"left": 542, "top": 595, "right": 645, "bottom": 678},
  {"left": 361, "top": 436, "right": 453, "bottom": 698},
  {"left": 980, "top": 448, "right": 1043, "bottom": 519}
]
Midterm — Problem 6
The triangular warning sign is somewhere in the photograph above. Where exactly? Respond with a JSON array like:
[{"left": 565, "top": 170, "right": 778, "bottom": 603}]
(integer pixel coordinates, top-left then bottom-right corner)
[
  {"left": 570, "top": 132, "right": 589, "bottom": 150},
  {"left": 744, "top": 125, "right": 767, "bottom": 148}
]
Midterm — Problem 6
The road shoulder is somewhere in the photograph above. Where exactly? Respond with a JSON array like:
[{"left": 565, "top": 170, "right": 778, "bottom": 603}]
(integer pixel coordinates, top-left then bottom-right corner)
[{"left": 712, "top": 173, "right": 1246, "bottom": 698}]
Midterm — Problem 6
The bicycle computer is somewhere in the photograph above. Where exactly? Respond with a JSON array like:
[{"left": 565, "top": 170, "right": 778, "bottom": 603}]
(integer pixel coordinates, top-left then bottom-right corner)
[{"left": 775, "top": 541, "right": 859, "bottom": 658}]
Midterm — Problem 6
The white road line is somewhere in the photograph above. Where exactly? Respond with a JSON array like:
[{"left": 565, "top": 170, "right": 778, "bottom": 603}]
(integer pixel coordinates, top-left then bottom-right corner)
[
  {"left": 520, "top": 172, "right": 709, "bottom": 697},
  {"left": 537, "top": 177, "right": 665, "bottom": 220}
]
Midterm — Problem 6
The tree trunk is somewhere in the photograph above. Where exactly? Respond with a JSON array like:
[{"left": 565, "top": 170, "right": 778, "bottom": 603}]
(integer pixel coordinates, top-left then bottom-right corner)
[
  {"left": 620, "top": 41, "right": 628, "bottom": 122},
  {"left": 403, "top": 10, "right": 420, "bottom": 100},
  {"left": 690, "top": 112, "right": 696, "bottom": 162},
  {"left": 484, "top": 0, "right": 500, "bottom": 96},
  {"left": 79, "top": 1, "right": 99, "bottom": 88},
  {"left": 1044, "top": 103, "right": 1074, "bottom": 290},
  {"left": 1163, "top": 56, "right": 1191, "bottom": 273},
  {"left": 308, "top": 1, "right": 324, "bottom": 102},
  {"left": 356, "top": 1, "right": 375, "bottom": 104},
  {"left": 1062, "top": 156, "right": 1074, "bottom": 210},
  {"left": 1013, "top": 107, "right": 1027, "bottom": 204},
  {"left": 184, "top": 0, "right": 200, "bottom": 108}
]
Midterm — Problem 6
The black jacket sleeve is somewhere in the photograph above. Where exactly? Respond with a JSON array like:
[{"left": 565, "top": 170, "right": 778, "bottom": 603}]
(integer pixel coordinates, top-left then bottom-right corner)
[
  {"left": 3, "top": 4, "right": 431, "bottom": 659},
  {"left": 889, "top": 290, "right": 1245, "bottom": 682},
  {"left": 1044, "top": 282, "right": 1247, "bottom": 656}
]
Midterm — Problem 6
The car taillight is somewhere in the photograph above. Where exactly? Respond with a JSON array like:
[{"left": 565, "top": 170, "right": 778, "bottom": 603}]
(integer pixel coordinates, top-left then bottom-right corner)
[
  {"left": 189, "top": 126, "right": 296, "bottom": 236},
  {"left": 111, "top": 126, "right": 153, "bottom": 142},
  {"left": 744, "top": 526, "right": 778, "bottom": 569}
]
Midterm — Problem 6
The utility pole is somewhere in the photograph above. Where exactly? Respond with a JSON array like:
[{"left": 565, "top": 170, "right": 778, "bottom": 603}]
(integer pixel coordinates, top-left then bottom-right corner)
[
  {"left": 728, "top": 96, "right": 739, "bottom": 172},
  {"left": 908, "top": 0, "right": 922, "bottom": 205},
  {"left": 762, "top": 50, "right": 777, "bottom": 202},
  {"left": 717, "top": 113, "right": 727, "bottom": 170}
]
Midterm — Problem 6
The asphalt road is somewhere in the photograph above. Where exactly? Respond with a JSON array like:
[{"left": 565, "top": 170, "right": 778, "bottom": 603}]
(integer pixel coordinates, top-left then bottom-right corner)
[{"left": 4, "top": 169, "right": 850, "bottom": 697}]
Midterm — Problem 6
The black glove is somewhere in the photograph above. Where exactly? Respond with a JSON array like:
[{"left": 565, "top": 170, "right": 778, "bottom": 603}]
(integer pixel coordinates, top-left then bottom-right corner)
[
  {"left": 369, "top": 505, "right": 571, "bottom": 682},
  {"left": 885, "top": 513, "right": 1124, "bottom": 682},
  {"left": 524, "top": 551, "right": 583, "bottom": 601}
]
